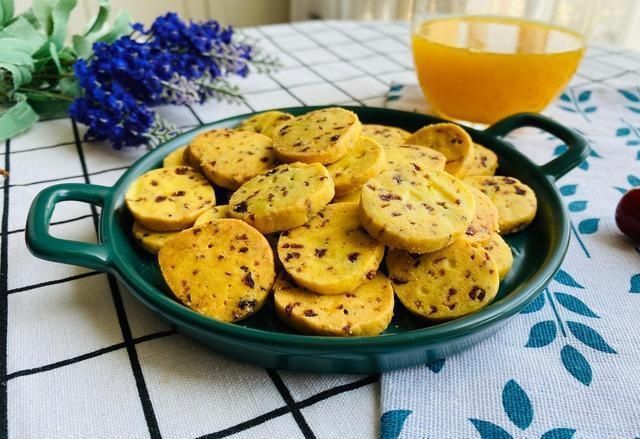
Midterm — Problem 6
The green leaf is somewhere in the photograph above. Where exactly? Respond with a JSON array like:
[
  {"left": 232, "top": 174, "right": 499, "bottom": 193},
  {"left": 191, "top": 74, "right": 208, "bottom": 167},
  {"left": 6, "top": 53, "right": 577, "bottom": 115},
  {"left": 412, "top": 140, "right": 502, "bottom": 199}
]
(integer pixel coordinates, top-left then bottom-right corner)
[
  {"left": 0, "top": 62, "right": 33, "bottom": 90},
  {"left": 48, "top": 41, "right": 62, "bottom": 73},
  {"left": 49, "top": 0, "right": 77, "bottom": 50},
  {"left": 96, "top": 10, "right": 130, "bottom": 44},
  {"left": 58, "top": 76, "right": 79, "bottom": 96},
  {"left": 72, "top": 34, "right": 92, "bottom": 58},
  {"left": 0, "top": 16, "right": 46, "bottom": 53},
  {"left": 0, "top": 93, "right": 38, "bottom": 141},
  {"left": 0, "top": 0, "right": 14, "bottom": 26},
  {"left": 84, "top": 0, "right": 109, "bottom": 37},
  {"left": 31, "top": 0, "right": 54, "bottom": 35}
]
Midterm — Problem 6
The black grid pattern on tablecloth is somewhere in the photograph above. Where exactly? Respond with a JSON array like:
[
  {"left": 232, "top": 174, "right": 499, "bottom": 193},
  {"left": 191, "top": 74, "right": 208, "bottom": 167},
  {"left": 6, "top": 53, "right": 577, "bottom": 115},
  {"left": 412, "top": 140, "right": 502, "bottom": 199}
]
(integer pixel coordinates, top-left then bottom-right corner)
[{"left": 1, "top": 20, "right": 639, "bottom": 439}]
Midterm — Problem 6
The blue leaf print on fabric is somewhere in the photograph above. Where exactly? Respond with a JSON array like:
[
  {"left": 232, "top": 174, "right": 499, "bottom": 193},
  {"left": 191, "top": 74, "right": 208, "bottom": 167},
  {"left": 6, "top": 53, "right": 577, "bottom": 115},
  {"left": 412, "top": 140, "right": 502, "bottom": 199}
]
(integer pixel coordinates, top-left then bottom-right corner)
[
  {"left": 577, "top": 90, "right": 591, "bottom": 102},
  {"left": 558, "top": 106, "right": 576, "bottom": 113},
  {"left": 629, "top": 274, "right": 640, "bottom": 293},
  {"left": 559, "top": 184, "right": 577, "bottom": 196},
  {"left": 578, "top": 160, "right": 589, "bottom": 170},
  {"left": 560, "top": 93, "right": 571, "bottom": 102},
  {"left": 628, "top": 175, "right": 640, "bottom": 186},
  {"left": 619, "top": 89, "right": 640, "bottom": 102},
  {"left": 554, "top": 293, "right": 599, "bottom": 318},
  {"left": 617, "top": 127, "right": 631, "bottom": 136},
  {"left": 525, "top": 321, "right": 557, "bottom": 348},
  {"left": 568, "top": 200, "right": 587, "bottom": 212},
  {"left": 567, "top": 321, "right": 617, "bottom": 354},
  {"left": 578, "top": 218, "right": 599, "bottom": 234},
  {"left": 469, "top": 419, "right": 513, "bottom": 439},
  {"left": 521, "top": 293, "right": 545, "bottom": 314},
  {"left": 588, "top": 148, "right": 601, "bottom": 158},
  {"left": 627, "top": 106, "right": 640, "bottom": 114},
  {"left": 502, "top": 380, "right": 533, "bottom": 430},
  {"left": 426, "top": 358, "right": 445, "bottom": 373},
  {"left": 628, "top": 140, "right": 640, "bottom": 146},
  {"left": 561, "top": 345, "right": 592, "bottom": 386},
  {"left": 541, "top": 428, "right": 577, "bottom": 439},
  {"left": 380, "top": 410, "right": 412, "bottom": 439},
  {"left": 554, "top": 270, "right": 585, "bottom": 289},
  {"left": 614, "top": 186, "right": 628, "bottom": 194},
  {"left": 554, "top": 144, "right": 568, "bottom": 155},
  {"left": 637, "top": 150, "right": 640, "bottom": 160},
  {"left": 583, "top": 106, "right": 597, "bottom": 113}
]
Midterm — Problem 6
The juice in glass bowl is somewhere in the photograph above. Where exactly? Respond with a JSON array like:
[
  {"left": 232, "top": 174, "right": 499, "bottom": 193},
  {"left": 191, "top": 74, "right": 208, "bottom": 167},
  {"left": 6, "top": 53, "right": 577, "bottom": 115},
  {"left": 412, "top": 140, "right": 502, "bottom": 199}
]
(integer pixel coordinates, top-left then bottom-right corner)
[{"left": 412, "top": 16, "right": 585, "bottom": 124}]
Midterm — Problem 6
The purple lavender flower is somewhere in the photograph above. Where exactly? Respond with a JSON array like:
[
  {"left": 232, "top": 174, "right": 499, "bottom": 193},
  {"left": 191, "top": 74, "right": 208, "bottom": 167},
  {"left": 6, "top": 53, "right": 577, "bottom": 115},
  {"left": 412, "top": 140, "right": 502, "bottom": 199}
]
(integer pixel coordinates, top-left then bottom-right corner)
[{"left": 69, "top": 13, "right": 277, "bottom": 149}]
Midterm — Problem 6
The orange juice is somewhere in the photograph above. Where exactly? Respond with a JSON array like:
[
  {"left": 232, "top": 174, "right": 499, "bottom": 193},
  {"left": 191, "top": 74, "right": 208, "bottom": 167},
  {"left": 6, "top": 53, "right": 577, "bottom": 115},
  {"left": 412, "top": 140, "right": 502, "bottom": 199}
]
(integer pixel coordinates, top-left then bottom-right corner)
[{"left": 412, "top": 16, "right": 585, "bottom": 124}]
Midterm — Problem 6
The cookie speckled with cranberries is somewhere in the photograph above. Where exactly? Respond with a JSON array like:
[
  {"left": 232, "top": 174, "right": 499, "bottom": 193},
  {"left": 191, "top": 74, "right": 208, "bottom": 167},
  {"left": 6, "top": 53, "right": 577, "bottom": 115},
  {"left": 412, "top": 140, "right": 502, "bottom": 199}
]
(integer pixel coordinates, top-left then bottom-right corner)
[
  {"left": 185, "top": 128, "right": 236, "bottom": 171},
  {"left": 332, "top": 189, "right": 361, "bottom": 204},
  {"left": 361, "top": 124, "right": 410, "bottom": 150},
  {"left": 193, "top": 205, "right": 230, "bottom": 226},
  {"left": 132, "top": 222, "right": 179, "bottom": 254},
  {"left": 327, "top": 136, "right": 386, "bottom": 196},
  {"left": 278, "top": 202, "right": 384, "bottom": 295},
  {"left": 463, "top": 186, "right": 500, "bottom": 243},
  {"left": 236, "top": 111, "right": 295, "bottom": 138},
  {"left": 228, "top": 162, "right": 334, "bottom": 234},
  {"left": 125, "top": 166, "right": 215, "bottom": 231},
  {"left": 465, "top": 143, "right": 499, "bottom": 177},
  {"left": 200, "top": 130, "right": 278, "bottom": 190},
  {"left": 273, "top": 107, "right": 361, "bottom": 164},
  {"left": 386, "top": 239, "right": 499, "bottom": 321},
  {"left": 159, "top": 219, "right": 275, "bottom": 322},
  {"left": 163, "top": 145, "right": 188, "bottom": 167},
  {"left": 273, "top": 271, "right": 394, "bottom": 336},
  {"left": 464, "top": 175, "right": 537, "bottom": 234},
  {"left": 359, "top": 167, "right": 475, "bottom": 253},
  {"left": 385, "top": 144, "right": 446, "bottom": 172},
  {"left": 405, "top": 123, "right": 473, "bottom": 176},
  {"left": 482, "top": 233, "right": 513, "bottom": 280}
]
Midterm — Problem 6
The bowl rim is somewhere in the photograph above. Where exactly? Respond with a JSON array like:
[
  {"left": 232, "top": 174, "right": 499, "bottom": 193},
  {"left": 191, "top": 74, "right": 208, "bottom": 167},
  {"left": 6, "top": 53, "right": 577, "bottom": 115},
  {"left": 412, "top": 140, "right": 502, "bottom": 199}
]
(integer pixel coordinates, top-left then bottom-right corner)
[{"left": 103, "top": 106, "right": 571, "bottom": 349}]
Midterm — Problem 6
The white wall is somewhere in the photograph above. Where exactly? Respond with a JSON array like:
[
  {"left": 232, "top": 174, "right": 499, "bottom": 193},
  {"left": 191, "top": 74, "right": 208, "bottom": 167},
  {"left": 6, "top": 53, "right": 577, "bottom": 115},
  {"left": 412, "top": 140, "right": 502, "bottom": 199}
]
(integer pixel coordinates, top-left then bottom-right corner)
[{"left": 13, "top": 0, "right": 291, "bottom": 35}]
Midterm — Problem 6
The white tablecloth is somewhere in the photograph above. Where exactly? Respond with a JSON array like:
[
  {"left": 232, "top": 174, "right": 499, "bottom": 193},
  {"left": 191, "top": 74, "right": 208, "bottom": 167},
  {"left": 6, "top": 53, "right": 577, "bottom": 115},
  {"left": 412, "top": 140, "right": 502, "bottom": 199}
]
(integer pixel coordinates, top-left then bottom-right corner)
[{"left": 3, "top": 19, "right": 640, "bottom": 439}]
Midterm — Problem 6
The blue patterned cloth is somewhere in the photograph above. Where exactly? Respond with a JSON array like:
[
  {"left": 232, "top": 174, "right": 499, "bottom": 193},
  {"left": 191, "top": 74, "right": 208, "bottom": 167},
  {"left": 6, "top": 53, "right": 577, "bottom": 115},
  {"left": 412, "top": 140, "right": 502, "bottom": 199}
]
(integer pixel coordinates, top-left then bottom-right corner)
[{"left": 382, "top": 48, "right": 640, "bottom": 438}]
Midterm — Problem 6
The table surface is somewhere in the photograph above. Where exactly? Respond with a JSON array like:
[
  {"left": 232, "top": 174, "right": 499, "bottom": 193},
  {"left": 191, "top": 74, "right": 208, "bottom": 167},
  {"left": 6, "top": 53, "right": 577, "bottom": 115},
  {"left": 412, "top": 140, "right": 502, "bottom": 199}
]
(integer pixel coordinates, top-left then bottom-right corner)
[{"left": 3, "top": 20, "right": 640, "bottom": 439}]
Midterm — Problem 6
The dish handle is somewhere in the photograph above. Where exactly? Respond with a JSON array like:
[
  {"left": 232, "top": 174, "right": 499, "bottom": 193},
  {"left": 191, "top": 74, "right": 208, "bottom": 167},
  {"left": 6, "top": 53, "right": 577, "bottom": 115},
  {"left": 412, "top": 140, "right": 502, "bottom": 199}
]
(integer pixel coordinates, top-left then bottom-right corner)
[
  {"left": 25, "top": 183, "right": 114, "bottom": 272},
  {"left": 484, "top": 112, "right": 590, "bottom": 181}
]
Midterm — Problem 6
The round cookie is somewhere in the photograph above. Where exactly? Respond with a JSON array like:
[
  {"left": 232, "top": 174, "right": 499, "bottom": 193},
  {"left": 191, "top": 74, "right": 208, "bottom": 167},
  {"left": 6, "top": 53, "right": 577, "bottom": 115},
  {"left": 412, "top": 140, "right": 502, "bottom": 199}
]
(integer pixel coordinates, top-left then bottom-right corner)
[
  {"left": 200, "top": 130, "right": 278, "bottom": 190},
  {"left": 163, "top": 145, "right": 188, "bottom": 167},
  {"left": 278, "top": 202, "right": 385, "bottom": 295},
  {"left": 272, "top": 107, "right": 361, "bottom": 164},
  {"left": 158, "top": 219, "right": 275, "bottom": 322},
  {"left": 464, "top": 186, "right": 500, "bottom": 243},
  {"left": 386, "top": 144, "right": 446, "bottom": 172},
  {"left": 125, "top": 166, "right": 215, "bottom": 231},
  {"left": 185, "top": 129, "right": 236, "bottom": 171},
  {"left": 194, "top": 205, "right": 230, "bottom": 226},
  {"left": 386, "top": 239, "right": 499, "bottom": 321},
  {"left": 132, "top": 222, "right": 178, "bottom": 254},
  {"left": 359, "top": 167, "right": 475, "bottom": 253},
  {"left": 228, "top": 162, "right": 334, "bottom": 234},
  {"left": 482, "top": 233, "right": 513, "bottom": 280},
  {"left": 361, "top": 124, "right": 410, "bottom": 150},
  {"left": 332, "top": 189, "right": 361, "bottom": 204},
  {"left": 273, "top": 271, "right": 394, "bottom": 336},
  {"left": 326, "top": 136, "right": 386, "bottom": 196},
  {"left": 236, "top": 111, "right": 295, "bottom": 138},
  {"left": 464, "top": 176, "right": 537, "bottom": 234},
  {"left": 405, "top": 123, "right": 474, "bottom": 176},
  {"left": 465, "top": 143, "right": 499, "bottom": 177}
]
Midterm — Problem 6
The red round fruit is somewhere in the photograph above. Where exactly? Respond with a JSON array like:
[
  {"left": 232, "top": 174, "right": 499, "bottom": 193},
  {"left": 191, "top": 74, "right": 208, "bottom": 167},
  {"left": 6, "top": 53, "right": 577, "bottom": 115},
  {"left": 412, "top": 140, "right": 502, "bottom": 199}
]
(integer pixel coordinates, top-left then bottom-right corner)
[{"left": 616, "top": 188, "right": 640, "bottom": 244}]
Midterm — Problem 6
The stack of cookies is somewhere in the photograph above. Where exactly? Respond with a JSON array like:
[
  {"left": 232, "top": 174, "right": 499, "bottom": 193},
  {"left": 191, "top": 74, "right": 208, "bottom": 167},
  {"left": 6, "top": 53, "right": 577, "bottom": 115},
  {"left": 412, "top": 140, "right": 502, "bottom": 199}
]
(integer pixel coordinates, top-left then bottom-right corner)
[{"left": 125, "top": 107, "right": 538, "bottom": 336}]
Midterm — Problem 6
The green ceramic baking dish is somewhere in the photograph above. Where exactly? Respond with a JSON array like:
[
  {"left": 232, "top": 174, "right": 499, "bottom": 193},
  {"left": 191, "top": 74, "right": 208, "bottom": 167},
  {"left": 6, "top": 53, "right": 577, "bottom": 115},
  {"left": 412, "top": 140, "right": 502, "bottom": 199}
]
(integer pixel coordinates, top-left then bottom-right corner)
[{"left": 25, "top": 107, "right": 588, "bottom": 374}]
